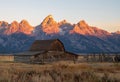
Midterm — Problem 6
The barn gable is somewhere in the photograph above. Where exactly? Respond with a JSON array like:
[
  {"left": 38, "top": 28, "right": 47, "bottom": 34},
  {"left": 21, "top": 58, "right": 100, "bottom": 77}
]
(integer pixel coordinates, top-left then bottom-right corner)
[{"left": 29, "top": 39, "right": 65, "bottom": 51}]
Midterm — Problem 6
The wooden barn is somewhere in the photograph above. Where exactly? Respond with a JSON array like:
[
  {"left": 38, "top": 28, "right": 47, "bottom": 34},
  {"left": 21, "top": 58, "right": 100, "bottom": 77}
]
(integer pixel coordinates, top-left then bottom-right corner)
[{"left": 29, "top": 39, "right": 78, "bottom": 63}]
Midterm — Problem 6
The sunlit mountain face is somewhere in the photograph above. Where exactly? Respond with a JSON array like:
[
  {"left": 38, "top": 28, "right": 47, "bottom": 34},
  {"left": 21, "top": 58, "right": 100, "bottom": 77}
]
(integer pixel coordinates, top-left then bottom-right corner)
[
  {"left": 1, "top": 20, "right": 34, "bottom": 35},
  {"left": 34, "top": 15, "right": 111, "bottom": 36},
  {"left": 0, "top": 15, "right": 120, "bottom": 53}
]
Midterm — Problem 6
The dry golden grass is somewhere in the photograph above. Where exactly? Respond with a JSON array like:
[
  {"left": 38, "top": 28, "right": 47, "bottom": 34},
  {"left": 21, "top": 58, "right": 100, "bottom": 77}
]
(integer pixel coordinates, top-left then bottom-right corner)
[{"left": 0, "top": 62, "right": 120, "bottom": 82}]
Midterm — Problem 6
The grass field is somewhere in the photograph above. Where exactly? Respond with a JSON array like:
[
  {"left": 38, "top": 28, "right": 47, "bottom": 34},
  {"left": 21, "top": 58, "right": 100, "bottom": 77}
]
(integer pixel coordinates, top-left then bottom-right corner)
[{"left": 0, "top": 62, "right": 120, "bottom": 82}]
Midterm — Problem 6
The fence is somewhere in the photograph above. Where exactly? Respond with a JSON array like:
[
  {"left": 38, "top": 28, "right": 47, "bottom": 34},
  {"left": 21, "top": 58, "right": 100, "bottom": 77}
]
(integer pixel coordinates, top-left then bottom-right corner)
[{"left": 77, "top": 53, "right": 120, "bottom": 63}]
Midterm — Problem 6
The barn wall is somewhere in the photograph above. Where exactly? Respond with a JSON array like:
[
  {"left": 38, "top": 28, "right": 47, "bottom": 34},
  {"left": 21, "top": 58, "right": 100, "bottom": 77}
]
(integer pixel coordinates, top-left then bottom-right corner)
[
  {"left": 51, "top": 40, "right": 65, "bottom": 51},
  {"left": 31, "top": 51, "right": 78, "bottom": 63},
  {"left": 0, "top": 56, "right": 14, "bottom": 61}
]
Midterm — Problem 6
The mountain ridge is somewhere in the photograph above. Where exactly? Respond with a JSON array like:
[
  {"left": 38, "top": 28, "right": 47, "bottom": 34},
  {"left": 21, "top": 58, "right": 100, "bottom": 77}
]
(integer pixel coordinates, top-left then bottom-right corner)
[
  {"left": 0, "top": 15, "right": 119, "bottom": 53},
  {"left": 0, "top": 20, "right": 34, "bottom": 35},
  {"left": 0, "top": 15, "right": 119, "bottom": 35}
]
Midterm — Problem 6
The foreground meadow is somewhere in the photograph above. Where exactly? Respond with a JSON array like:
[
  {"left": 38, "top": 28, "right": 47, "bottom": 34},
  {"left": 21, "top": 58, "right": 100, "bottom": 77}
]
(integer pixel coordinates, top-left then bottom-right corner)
[{"left": 0, "top": 62, "right": 120, "bottom": 82}]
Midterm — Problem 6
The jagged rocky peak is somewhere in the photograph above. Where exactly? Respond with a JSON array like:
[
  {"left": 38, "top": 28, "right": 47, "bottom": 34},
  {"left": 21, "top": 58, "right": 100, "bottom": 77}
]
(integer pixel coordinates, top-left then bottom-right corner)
[
  {"left": 4, "top": 20, "right": 34, "bottom": 35},
  {"left": 70, "top": 20, "right": 110, "bottom": 36},
  {"left": 19, "top": 19, "right": 33, "bottom": 29},
  {"left": 4, "top": 21, "right": 19, "bottom": 35},
  {"left": 11, "top": 21, "right": 19, "bottom": 26},
  {"left": 19, "top": 19, "right": 34, "bottom": 34},
  {"left": 12, "top": 20, "right": 18, "bottom": 24},
  {"left": 47, "top": 14, "right": 53, "bottom": 18},
  {"left": 39, "top": 15, "right": 59, "bottom": 34},
  {"left": 60, "top": 19, "right": 67, "bottom": 24},
  {"left": 70, "top": 20, "right": 92, "bottom": 34},
  {"left": 9, "top": 21, "right": 19, "bottom": 29},
  {"left": 41, "top": 15, "right": 57, "bottom": 26},
  {"left": 0, "top": 21, "right": 9, "bottom": 27},
  {"left": 20, "top": 19, "right": 30, "bottom": 25},
  {"left": 58, "top": 19, "right": 70, "bottom": 25},
  {"left": 77, "top": 20, "right": 89, "bottom": 27},
  {"left": 114, "top": 31, "right": 120, "bottom": 34}
]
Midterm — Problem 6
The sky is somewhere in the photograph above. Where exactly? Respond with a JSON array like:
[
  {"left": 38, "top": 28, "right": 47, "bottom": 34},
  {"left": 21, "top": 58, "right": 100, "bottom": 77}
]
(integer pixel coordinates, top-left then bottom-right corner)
[{"left": 0, "top": 0, "right": 120, "bottom": 32}]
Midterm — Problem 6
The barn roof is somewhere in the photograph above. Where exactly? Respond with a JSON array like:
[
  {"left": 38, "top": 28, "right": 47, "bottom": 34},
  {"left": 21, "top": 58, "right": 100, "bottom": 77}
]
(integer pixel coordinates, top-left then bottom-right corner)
[
  {"left": 0, "top": 51, "right": 45, "bottom": 56},
  {"left": 14, "top": 51, "right": 46, "bottom": 56},
  {"left": 29, "top": 39, "right": 64, "bottom": 51}
]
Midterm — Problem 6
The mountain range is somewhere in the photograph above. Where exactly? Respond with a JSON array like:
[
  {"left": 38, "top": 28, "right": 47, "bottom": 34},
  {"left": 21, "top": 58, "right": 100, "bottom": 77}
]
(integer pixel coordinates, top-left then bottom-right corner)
[{"left": 0, "top": 15, "right": 120, "bottom": 53}]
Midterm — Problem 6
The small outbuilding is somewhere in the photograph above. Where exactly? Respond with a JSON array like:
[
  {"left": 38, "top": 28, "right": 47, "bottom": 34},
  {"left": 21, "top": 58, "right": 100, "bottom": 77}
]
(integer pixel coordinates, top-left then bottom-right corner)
[{"left": 0, "top": 54, "right": 14, "bottom": 62}]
